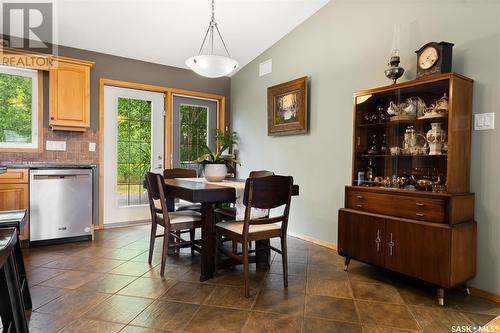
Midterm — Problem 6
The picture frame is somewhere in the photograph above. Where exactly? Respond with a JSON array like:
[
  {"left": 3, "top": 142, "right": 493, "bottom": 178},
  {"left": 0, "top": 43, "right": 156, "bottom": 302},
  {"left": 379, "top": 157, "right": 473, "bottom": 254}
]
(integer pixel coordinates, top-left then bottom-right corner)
[{"left": 267, "top": 76, "right": 308, "bottom": 136}]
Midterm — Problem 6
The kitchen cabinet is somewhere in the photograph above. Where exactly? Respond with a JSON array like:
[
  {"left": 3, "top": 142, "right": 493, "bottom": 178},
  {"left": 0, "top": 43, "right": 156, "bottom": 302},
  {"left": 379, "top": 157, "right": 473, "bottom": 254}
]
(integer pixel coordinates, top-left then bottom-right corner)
[
  {"left": 49, "top": 59, "right": 94, "bottom": 131},
  {"left": 0, "top": 169, "right": 29, "bottom": 240}
]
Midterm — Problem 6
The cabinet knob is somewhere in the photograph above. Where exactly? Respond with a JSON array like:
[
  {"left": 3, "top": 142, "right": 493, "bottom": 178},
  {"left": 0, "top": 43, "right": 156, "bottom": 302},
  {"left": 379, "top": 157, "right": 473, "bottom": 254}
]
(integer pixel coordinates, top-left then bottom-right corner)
[
  {"left": 356, "top": 195, "right": 364, "bottom": 199},
  {"left": 50, "top": 116, "right": 54, "bottom": 120},
  {"left": 415, "top": 213, "right": 425, "bottom": 217},
  {"left": 356, "top": 204, "right": 363, "bottom": 208},
  {"left": 415, "top": 202, "right": 425, "bottom": 207}
]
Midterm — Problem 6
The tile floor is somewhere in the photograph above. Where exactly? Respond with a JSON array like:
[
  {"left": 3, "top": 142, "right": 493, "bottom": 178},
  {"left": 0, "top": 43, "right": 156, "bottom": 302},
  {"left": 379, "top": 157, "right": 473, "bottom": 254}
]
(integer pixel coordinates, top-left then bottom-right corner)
[{"left": 4, "top": 224, "right": 500, "bottom": 332}]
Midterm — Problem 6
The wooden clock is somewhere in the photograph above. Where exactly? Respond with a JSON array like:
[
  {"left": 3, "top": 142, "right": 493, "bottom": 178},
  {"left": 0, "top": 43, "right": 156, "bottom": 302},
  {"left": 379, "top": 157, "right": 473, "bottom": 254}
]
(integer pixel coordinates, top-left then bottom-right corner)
[{"left": 415, "top": 41, "right": 454, "bottom": 78}]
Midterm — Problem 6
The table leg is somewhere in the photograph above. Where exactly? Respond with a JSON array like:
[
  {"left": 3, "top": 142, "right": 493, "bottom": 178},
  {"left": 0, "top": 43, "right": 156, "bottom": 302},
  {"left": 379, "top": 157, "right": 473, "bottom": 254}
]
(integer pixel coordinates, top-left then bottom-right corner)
[
  {"left": 200, "top": 202, "right": 215, "bottom": 282},
  {"left": 255, "top": 239, "right": 271, "bottom": 270}
]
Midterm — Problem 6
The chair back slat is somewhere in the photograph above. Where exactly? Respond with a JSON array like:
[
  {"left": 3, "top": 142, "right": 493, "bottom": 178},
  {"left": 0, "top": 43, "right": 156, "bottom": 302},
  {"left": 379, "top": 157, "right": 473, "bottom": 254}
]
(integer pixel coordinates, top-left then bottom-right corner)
[
  {"left": 243, "top": 175, "right": 293, "bottom": 210},
  {"left": 164, "top": 168, "right": 197, "bottom": 179},
  {"left": 145, "top": 172, "right": 161, "bottom": 200}
]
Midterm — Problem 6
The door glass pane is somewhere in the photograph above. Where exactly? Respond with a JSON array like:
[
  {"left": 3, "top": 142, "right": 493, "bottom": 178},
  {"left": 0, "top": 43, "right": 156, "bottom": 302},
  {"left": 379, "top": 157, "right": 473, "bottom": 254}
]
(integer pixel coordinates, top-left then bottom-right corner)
[
  {"left": 179, "top": 104, "right": 208, "bottom": 169},
  {"left": 116, "top": 97, "right": 152, "bottom": 207}
]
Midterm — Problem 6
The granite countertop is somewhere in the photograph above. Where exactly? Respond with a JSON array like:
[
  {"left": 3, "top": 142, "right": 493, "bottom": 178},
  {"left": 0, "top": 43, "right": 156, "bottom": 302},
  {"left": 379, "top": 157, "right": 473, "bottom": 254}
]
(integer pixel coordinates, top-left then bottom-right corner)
[{"left": 0, "top": 162, "right": 96, "bottom": 169}]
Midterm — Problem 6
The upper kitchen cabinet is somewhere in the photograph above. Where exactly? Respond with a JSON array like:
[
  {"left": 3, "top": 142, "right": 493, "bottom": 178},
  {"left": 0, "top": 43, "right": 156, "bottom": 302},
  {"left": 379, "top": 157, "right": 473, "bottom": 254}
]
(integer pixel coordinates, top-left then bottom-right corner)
[{"left": 49, "top": 59, "right": 94, "bottom": 131}]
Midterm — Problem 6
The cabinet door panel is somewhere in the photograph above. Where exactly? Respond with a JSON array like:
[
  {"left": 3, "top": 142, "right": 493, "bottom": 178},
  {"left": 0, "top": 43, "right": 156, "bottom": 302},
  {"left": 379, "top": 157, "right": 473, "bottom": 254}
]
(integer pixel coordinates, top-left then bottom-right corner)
[
  {"left": 50, "top": 61, "right": 90, "bottom": 129},
  {"left": 0, "top": 184, "right": 29, "bottom": 240},
  {"left": 338, "top": 209, "right": 385, "bottom": 266},
  {"left": 385, "top": 219, "right": 450, "bottom": 286}
]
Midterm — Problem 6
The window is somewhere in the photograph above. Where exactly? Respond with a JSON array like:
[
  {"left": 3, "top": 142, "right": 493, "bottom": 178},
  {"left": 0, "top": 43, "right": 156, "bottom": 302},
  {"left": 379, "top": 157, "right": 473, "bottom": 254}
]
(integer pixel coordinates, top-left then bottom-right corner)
[
  {"left": 179, "top": 104, "right": 208, "bottom": 169},
  {"left": 116, "top": 97, "right": 152, "bottom": 207},
  {"left": 0, "top": 66, "right": 40, "bottom": 150}
]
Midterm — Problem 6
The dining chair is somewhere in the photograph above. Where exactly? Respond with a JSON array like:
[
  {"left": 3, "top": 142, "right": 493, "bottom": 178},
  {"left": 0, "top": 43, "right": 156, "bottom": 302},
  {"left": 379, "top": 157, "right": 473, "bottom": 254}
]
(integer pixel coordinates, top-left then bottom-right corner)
[
  {"left": 145, "top": 172, "right": 202, "bottom": 277},
  {"left": 163, "top": 168, "right": 202, "bottom": 212},
  {"left": 215, "top": 175, "right": 294, "bottom": 297},
  {"left": 214, "top": 170, "right": 275, "bottom": 221}
]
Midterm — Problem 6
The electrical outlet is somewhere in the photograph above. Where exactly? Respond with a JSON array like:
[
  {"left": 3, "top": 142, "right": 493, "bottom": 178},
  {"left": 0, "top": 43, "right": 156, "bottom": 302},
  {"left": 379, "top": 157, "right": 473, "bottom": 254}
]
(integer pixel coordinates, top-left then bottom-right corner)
[
  {"left": 474, "top": 113, "right": 495, "bottom": 130},
  {"left": 46, "top": 140, "right": 66, "bottom": 151},
  {"left": 259, "top": 59, "right": 272, "bottom": 77},
  {"left": 88, "top": 142, "right": 96, "bottom": 152}
]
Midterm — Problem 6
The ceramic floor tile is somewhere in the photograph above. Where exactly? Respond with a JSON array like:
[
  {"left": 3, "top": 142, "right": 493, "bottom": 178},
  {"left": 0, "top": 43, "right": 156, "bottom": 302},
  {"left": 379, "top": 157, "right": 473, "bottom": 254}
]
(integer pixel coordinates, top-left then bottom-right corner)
[
  {"left": 83, "top": 294, "right": 153, "bottom": 324},
  {"left": 27, "top": 311, "right": 76, "bottom": 333},
  {"left": 270, "top": 262, "right": 307, "bottom": 276},
  {"left": 183, "top": 305, "right": 250, "bottom": 333},
  {"left": 356, "top": 300, "right": 420, "bottom": 330},
  {"left": 29, "top": 285, "right": 68, "bottom": 310},
  {"left": 241, "top": 312, "right": 302, "bottom": 333},
  {"left": 253, "top": 289, "right": 305, "bottom": 316},
  {"left": 351, "top": 280, "right": 404, "bottom": 304},
  {"left": 72, "top": 258, "right": 128, "bottom": 273},
  {"left": 306, "top": 294, "right": 359, "bottom": 323},
  {"left": 78, "top": 273, "right": 137, "bottom": 294},
  {"left": 303, "top": 317, "right": 363, "bottom": 333},
  {"left": 409, "top": 305, "right": 473, "bottom": 333},
  {"left": 58, "top": 318, "right": 125, "bottom": 333},
  {"left": 117, "top": 277, "right": 176, "bottom": 299},
  {"left": 203, "top": 285, "right": 255, "bottom": 309},
  {"left": 261, "top": 273, "right": 306, "bottom": 293},
  {"left": 161, "top": 281, "right": 215, "bottom": 304},
  {"left": 38, "top": 270, "right": 103, "bottom": 289},
  {"left": 130, "top": 300, "right": 199, "bottom": 331},
  {"left": 307, "top": 277, "right": 353, "bottom": 298},
  {"left": 27, "top": 267, "right": 66, "bottom": 285},
  {"left": 108, "top": 261, "right": 156, "bottom": 276},
  {"left": 36, "top": 290, "right": 110, "bottom": 316}
]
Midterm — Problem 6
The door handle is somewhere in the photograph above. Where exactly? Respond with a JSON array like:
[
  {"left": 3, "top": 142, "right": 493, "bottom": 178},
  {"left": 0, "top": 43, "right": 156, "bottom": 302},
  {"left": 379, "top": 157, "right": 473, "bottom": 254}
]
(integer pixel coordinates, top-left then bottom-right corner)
[
  {"left": 388, "top": 232, "right": 395, "bottom": 256},
  {"left": 375, "top": 229, "right": 381, "bottom": 252}
]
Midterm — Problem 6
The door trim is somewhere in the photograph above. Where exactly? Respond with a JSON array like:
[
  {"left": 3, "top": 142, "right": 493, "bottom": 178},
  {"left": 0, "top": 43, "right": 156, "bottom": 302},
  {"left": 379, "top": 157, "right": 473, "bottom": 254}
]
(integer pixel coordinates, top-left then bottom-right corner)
[{"left": 98, "top": 78, "right": 226, "bottom": 229}]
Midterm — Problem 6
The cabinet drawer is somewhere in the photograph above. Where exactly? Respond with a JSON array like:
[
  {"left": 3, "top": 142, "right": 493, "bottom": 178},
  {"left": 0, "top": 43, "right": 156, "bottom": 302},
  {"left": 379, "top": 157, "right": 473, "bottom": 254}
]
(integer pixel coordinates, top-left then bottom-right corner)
[
  {"left": 0, "top": 169, "right": 28, "bottom": 184},
  {"left": 346, "top": 190, "right": 445, "bottom": 223}
]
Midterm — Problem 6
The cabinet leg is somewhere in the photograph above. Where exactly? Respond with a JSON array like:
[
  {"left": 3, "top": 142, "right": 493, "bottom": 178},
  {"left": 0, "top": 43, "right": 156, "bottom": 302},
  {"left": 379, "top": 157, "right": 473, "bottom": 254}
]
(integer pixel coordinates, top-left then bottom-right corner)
[
  {"left": 344, "top": 257, "right": 351, "bottom": 272},
  {"left": 463, "top": 284, "right": 471, "bottom": 295},
  {"left": 437, "top": 288, "right": 444, "bottom": 306}
]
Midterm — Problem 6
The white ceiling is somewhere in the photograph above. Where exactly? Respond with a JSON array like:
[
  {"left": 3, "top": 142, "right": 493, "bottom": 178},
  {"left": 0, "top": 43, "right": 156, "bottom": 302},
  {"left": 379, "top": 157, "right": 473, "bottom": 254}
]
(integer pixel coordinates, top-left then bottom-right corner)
[{"left": 48, "top": 0, "right": 329, "bottom": 75}]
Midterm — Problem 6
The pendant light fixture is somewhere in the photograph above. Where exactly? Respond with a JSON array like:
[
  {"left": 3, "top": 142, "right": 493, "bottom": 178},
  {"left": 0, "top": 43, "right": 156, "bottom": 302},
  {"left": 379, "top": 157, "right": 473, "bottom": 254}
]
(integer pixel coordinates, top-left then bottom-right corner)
[{"left": 185, "top": 0, "right": 238, "bottom": 78}]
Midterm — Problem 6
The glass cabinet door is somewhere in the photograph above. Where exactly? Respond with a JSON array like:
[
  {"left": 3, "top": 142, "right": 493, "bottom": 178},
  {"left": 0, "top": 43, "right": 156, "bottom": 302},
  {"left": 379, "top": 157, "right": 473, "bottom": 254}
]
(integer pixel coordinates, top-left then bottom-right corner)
[{"left": 353, "top": 79, "right": 449, "bottom": 192}]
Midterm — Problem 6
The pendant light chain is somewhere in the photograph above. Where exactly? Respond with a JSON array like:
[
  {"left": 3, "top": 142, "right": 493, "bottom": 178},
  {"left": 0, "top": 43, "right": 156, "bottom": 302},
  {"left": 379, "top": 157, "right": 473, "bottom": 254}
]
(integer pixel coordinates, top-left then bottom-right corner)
[{"left": 196, "top": 0, "right": 231, "bottom": 57}]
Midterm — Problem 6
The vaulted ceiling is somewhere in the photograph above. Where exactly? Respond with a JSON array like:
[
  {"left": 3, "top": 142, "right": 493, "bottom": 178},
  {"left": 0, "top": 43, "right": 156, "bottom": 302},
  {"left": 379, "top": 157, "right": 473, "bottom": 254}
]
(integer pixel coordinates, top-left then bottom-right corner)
[{"left": 50, "top": 0, "right": 329, "bottom": 74}]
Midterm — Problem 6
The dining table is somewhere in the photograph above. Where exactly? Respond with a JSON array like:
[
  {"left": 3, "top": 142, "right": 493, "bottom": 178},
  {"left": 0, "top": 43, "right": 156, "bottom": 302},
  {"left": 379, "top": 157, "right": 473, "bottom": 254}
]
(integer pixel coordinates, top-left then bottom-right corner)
[{"left": 164, "top": 178, "right": 299, "bottom": 282}]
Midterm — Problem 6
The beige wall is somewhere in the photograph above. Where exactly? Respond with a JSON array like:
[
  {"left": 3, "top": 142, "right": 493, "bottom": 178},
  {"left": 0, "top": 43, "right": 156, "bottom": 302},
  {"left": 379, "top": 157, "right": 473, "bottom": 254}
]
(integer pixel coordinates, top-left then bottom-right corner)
[{"left": 230, "top": 0, "right": 500, "bottom": 295}]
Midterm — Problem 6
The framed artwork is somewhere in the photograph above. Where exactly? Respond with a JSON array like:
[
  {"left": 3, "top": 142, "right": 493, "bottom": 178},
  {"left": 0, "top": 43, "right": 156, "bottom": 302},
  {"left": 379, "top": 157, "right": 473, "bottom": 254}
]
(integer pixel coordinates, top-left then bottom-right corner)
[{"left": 267, "top": 76, "right": 308, "bottom": 136}]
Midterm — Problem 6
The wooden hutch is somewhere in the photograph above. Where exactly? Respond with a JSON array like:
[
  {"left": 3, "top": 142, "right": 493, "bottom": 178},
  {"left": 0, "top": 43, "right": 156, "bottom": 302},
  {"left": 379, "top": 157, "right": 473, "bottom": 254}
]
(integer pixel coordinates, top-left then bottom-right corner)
[{"left": 338, "top": 73, "right": 476, "bottom": 306}]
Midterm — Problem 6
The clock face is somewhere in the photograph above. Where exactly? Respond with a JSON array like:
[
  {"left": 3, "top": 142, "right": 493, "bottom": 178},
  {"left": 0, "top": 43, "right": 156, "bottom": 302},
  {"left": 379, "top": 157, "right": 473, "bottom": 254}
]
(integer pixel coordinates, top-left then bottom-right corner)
[{"left": 419, "top": 46, "right": 439, "bottom": 70}]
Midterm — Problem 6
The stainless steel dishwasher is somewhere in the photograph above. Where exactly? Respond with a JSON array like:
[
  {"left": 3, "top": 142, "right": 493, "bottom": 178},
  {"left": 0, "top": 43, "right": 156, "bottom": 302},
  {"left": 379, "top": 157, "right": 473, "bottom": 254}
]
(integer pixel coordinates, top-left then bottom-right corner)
[{"left": 30, "top": 168, "right": 93, "bottom": 243}]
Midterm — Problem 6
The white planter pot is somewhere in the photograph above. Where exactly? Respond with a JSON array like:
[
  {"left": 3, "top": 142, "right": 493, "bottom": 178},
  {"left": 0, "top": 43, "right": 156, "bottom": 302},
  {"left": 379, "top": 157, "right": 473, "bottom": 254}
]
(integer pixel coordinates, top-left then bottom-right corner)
[{"left": 204, "top": 164, "right": 227, "bottom": 182}]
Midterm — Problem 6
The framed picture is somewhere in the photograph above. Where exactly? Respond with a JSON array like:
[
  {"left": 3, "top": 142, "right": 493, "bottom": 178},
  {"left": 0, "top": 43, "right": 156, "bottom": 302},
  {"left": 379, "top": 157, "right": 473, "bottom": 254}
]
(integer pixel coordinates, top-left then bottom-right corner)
[{"left": 267, "top": 76, "right": 308, "bottom": 136}]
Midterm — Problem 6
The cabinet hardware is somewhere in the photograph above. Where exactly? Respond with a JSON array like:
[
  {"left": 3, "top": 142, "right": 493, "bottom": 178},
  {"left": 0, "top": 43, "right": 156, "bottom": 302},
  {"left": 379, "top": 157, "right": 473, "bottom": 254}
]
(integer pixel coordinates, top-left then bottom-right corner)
[
  {"left": 415, "top": 202, "right": 425, "bottom": 206},
  {"left": 388, "top": 233, "right": 394, "bottom": 256},
  {"left": 356, "top": 204, "right": 363, "bottom": 208},
  {"left": 375, "top": 229, "right": 381, "bottom": 252},
  {"left": 356, "top": 195, "right": 364, "bottom": 199},
  {"left": 415, "top": 213, "right": 425, "bottom": 217}
]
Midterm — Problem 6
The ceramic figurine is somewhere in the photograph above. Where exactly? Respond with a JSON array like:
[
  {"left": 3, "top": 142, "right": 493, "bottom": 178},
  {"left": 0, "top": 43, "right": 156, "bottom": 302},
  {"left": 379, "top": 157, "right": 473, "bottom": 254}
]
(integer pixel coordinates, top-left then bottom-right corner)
[
  {"left": 387, "top": 101, "right": 400, "bottom": 115},
  {"left": 427, "top": 122, "right": 446, "bottom": 155}
]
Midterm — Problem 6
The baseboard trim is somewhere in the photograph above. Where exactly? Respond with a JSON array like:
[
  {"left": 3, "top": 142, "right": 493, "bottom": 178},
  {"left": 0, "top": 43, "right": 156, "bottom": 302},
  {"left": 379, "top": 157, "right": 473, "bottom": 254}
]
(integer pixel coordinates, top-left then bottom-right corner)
[
  {"left": 287, "top": 231, "right": 337, "bottom": 251},
  {"left": 469, "top": 287, "right": 500, "bottom": 304},
  {"left": 102, "top": 220, "right": 150, "bottom": 229}
]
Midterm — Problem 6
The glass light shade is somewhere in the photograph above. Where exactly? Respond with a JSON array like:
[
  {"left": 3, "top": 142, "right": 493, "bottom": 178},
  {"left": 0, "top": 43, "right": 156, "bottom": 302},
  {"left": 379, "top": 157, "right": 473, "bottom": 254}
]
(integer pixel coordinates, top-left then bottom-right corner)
[{"left": 185, "top": 55, "right": 239, "bottom": 78}]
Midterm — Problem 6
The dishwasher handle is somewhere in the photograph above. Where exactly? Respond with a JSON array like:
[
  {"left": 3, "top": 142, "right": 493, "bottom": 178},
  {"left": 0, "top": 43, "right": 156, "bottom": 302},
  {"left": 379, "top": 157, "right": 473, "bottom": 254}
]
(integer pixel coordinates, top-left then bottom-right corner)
[{"left": 32, "top": 174, "right": 89, "bottom": 180}]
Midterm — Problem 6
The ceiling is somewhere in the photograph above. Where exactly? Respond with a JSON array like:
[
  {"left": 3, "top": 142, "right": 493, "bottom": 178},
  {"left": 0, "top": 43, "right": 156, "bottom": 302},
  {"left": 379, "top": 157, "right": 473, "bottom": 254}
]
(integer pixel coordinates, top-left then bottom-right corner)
[{"left": 47, "top": 0, "right": 329, "bottom": 75}]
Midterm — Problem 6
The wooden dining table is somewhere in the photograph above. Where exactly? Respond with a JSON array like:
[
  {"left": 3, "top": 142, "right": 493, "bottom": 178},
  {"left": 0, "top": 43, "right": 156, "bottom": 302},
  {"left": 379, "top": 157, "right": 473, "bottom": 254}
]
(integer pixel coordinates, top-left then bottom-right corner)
[{"left": 164, "top": 178, "right": 299, "bottom": 282}]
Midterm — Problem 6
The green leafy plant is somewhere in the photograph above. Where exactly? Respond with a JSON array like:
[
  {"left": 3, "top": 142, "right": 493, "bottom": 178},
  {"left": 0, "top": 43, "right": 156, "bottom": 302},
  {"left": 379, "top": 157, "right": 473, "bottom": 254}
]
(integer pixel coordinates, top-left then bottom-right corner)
[{"left": 196, "top": 130, "right": 240, "bottom": 171}]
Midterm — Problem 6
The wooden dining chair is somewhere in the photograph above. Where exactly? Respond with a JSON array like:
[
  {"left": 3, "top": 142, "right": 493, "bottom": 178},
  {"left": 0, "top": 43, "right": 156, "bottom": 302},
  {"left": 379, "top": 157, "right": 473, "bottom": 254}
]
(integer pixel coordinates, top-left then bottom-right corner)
[
  {"left": 214, "top": 170, "right": 274, "bottom": 221},
  {"left": 145, "top": 172, "right": 202, "bottom": 277},
  {"left": 215, "top": 175, "right": 294, "bottom": 297},
  {"left": 163, "top": 168, "right": 202, "bottom": 212}
]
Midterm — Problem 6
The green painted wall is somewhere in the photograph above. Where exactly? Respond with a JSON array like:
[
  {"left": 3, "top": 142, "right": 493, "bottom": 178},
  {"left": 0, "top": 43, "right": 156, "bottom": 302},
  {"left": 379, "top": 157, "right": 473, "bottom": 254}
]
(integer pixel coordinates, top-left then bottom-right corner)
[{"left": 231, "top": 0, "right": 500, "bottom": 295}]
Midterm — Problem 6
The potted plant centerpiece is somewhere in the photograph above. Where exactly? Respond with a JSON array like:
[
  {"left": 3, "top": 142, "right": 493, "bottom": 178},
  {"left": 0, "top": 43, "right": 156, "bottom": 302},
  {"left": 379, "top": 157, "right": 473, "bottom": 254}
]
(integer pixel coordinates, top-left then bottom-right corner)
[{"left": 196, "top": 130, "right": 240, "bottom": 182}]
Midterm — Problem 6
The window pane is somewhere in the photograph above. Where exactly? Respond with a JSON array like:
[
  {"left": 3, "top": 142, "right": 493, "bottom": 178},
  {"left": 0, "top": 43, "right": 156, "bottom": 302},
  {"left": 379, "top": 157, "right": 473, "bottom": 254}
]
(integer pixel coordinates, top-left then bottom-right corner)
[
  {"left": 0, "top": 72, "right": 33, "bottom": 144},
  {"left": 180, "top": 105, "right": 208, "bottom": 164},
  {"left": 116, "top": 97, "right": 152, "bottom": 207}
]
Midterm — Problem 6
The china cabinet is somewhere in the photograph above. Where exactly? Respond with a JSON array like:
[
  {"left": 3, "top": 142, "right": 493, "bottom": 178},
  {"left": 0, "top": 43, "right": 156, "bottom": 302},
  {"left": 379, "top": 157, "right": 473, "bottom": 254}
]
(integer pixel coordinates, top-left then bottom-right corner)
[{"left": 338, "top": 73, "right": 476, "bottom": 306}]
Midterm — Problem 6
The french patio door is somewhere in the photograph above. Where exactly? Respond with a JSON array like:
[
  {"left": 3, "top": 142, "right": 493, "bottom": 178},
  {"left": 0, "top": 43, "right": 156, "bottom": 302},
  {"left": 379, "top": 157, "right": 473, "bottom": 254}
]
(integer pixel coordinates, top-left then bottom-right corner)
[
  {"left": 104, "top": 86, "right": 164, "bottom": 224},
  {"left": 172, "top": 95, "right": 218, "bottom": 170}
]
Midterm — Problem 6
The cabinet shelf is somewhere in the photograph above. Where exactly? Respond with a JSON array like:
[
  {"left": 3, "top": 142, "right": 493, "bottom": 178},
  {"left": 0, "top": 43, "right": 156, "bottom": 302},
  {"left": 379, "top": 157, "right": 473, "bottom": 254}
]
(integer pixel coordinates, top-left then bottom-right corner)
[{"left": 358, "top": 154, "right": 447, "bottom": 159}]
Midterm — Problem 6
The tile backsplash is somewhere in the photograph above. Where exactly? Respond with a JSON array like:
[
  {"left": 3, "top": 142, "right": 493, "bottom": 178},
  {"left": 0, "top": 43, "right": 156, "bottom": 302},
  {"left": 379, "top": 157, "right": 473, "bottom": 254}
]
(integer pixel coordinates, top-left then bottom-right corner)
[{"left": 0, "top": 128, "right": 99, "bottom": 164}]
